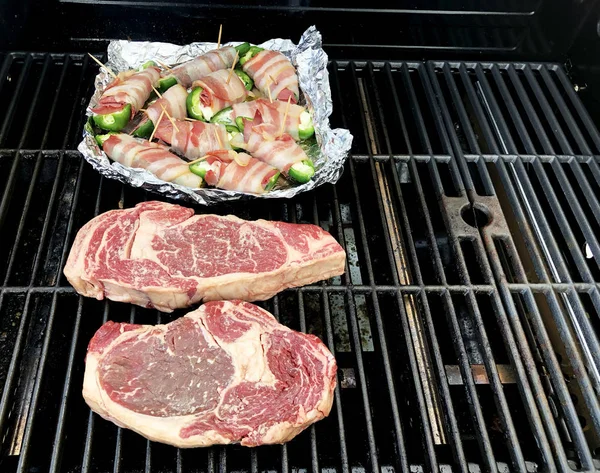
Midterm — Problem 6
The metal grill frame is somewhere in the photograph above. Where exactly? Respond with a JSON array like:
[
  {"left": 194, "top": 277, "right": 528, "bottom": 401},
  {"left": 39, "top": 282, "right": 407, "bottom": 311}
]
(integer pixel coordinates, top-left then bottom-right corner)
[{"left": 0, "top": 52, "right": 598, "bottom": 473}]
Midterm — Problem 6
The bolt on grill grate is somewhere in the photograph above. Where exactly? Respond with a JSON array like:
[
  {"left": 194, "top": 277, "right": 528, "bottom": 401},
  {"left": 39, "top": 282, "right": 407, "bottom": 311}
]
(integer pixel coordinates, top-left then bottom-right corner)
[{"left": 0, "top": 52, "right": 599, "bottom": 473}]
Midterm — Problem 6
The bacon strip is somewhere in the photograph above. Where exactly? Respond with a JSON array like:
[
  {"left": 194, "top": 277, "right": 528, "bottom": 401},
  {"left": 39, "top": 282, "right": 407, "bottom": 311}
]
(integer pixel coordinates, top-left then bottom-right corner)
[
  {"left": 241, "top": 121, "right": 308, "bottom": 173},
  {"left": 232, "top": 98, "right": 305, "bottom": 140},
  {"left": 92, "top": 67, "right": 160, "bottom": 116},
  {"left": 242, "top": 51, "right": 299, "bottom": 104},
  {"left": 216, "top": 155, "right": 279, "bottom": 194},
  {"left": 155, "top": 119, "right": 231, "bottom": 160},
  {"left": 170, "top": 46, "right": 237, "bottom": 87},
  {"left": 103, "top": 134, "right": 203, "bottom": 188},
  {"left": 146, "top": 84, "right": 188, "bottom": 125},
  {"left": 191, "top": 69, "right": 248, "bottom": 115}
]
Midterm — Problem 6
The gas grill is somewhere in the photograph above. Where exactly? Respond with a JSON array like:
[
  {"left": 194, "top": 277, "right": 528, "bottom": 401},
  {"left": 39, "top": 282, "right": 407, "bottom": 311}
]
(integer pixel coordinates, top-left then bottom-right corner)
[{"left": 1, "top": 1, "right": 600, "bottom": 472}]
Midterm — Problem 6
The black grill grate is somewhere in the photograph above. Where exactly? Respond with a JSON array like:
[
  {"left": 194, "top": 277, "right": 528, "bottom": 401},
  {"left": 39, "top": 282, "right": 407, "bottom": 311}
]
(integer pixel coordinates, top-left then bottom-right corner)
[{"left": 0, "top": 53, "right": 599, "bottom": 473}]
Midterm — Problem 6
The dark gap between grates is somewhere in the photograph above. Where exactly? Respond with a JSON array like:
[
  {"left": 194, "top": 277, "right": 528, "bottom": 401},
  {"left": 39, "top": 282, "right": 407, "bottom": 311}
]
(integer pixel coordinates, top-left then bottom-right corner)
[
  {"left": 5, "top": 154, "right": 61, "bottom": 286},
  {"left": 413, "top": 162, "right": 463, "bottom": 285},
  {"left": 525, "top": 162, "right": 586, "bottom": 283},
  {"left": 477, "top": 67, "right": 528, "bottom": 155},
  {"left": 531, "top": 68, "right": 588, "bottom": 155},
  {"left": 516, "top": 67, "right": 566, "bottom": 154},
  {"left": 548, "top": 70, "right": 600, "bottom": 156},
  {"left": 493, "top": 67, "right": 546, "bottom": 155},
  {"left": 549, "top": 161, "right": 600, "bottom": 281},
  {"left": 484, "top": 163, "right": 542, "bottom": 284}
]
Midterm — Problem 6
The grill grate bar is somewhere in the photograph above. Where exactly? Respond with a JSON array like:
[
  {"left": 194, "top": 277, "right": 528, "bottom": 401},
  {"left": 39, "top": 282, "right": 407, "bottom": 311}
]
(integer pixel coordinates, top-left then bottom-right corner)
[
  {"left": 81, "top": 301, "right": 110, "bottom": 473},
  {"left": 14, "top": 291, "right": 59, "bottom": 471},
  {"left": 382, "top": 71, "right": 472, "bottom": 471},
  {"left": 372, "top": 63, "right": 471, "bottom": 471},
  {"left": 0, "top": 54, "right": 33, "bottom": 147},
  {"left": 331, "top": 62, "right": 382, "bottom": 473},
  {"left": 428, "top": 61, "right": 576, "bottom": 472},
  {"left": 419, "top": 64, "right": 536, "bottom": 472},
  {"left": 318, "top": 188, "right": 351, "bottom": 473},
  {"left": 473, "top": 65, "right": 600, "bottom": 394},
  {"left": 18, "top": 163, "right": 104, "bottom": 471},
  {"left": 486, "top": 63, "right": 600, "bottom": 380},
  {"left": 428, "top": 60, "right": 600, "bottom": 470},
  {"left": 428, "top": 62, "right": 567, "bottom": 471},
  {"left": 0, "top": 54, "right": 94, "bottom": 471},
  {"left": 58, "top": 169, "right": 106, "bottom": 473},
  {"left": 376, "top": 113, "right": 491, "bottom": 470},
  {"left": 29, "top": 55, "right": 92, "bottom": 286},
  {"left": 48, "top": 296, "right": 84, "bottom": 473},
  {"left": 357, "top": 64, "right": 431, "bottom": 468},
  {"left": 3, "top": 56, "right": 69, "bottom": 286},
  {"left": 4, "top": 282, "right": 600, "bottom": 294}
]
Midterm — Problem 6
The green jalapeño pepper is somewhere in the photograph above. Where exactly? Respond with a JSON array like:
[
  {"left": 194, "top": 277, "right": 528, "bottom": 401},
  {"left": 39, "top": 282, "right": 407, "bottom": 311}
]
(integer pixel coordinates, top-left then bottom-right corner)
[
  {"left": 234, "top": 42, "right": 251, "bottom": 56},
  {"left": 95, "top": 133, "right": 115, "bottom": 147},
  {"left": 187, "top": 86, "right": 208, "bottom": 121},
  {"left": 189, "top": 160, "right": 211, "bottom": 179},
  {"left": 92, "top": 103, "right": 131, "bottom": 132},
  {"left": 264, "top": 171, "right": 280, "bottom": 192},
  {"left": 157, "top": 75, "right": 177, "bottom": 93},
  {"left": 210, "top": 107, "right": 236, "bottom": 128},
  {"left": 132, "top": 119, "right": 154, "bottom": 139},
  {"left": 235, "top": 116, "right": 248, "bottom": 132},
  {"left": 287, "top": 159, "right": 315, "bottom": 184},
  {"left": 138, "top": 60, "right": 156, "bottom": 71},
  {"left": 239, "top": 46, "right": 264, "bottom": 66},
  {"left": 298, "top": 110, "right": 315, "bottom": 140},
  {"left": 234, "top": 69, "right": 254, "bottom": 90}
]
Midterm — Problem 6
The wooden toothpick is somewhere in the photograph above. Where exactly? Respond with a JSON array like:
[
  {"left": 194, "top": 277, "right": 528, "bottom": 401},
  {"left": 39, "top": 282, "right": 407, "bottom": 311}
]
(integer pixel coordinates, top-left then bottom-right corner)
[
  {"left": 279, "top": 95, "right": 292, "bottom": 136},
  {"left": 188, "top": 154, "right": 209, "bottom": 165},
  {"left": 269, "top": 74, "right": 279, "bottom": 85},
  {"left": 214, "top": 128, "right": 225, "bottom": 149},
  {"left": 217, "top": 24, "right": 223, "bottom": 49},
  {"left": 183, "top": 117, "right": 196, "bottom": 122},
  {"left": 266, "top": 80, "right": 273, "bottom": 103},
  {"left": 214, "top": 128, "right": 224, "bottom": 149},
  {"left": 88, "top": 53, "right": 118, "bottom": 80},
  {"left": 226, "top": 50, "right": 239, "bottom": 85},
  {"left": 148, "top": 109, "right": 165, "bottom": 142},
  {"left": 152, "top": 86, "right": 163, "bottom": 99},
  {"left": 160, "top": 104, "right": 180, "bottom": 133},
  {"left": 155, "top": 59, "right": 174, "bottom": 73}
]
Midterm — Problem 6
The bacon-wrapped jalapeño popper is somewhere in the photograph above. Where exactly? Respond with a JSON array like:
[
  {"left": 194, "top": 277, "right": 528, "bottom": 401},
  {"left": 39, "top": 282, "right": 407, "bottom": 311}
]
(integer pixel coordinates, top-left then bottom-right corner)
[
  {"left": 154, "top": 118, "right": 231, "bottom": 160},
  {"left": 185, "top": 69, "right": 251, "bottom": 122},
  {"left": 229, "top": 119, "right": 314, "bottom": 183},
  {"left": 95, "top": 133, "right": 203, "bottom": 188},
  {"left": 161, "top": 43, "right": 251, "bottom": 89},
  {"left": 91, "top": 65, "right": 160, "bottom": 132},
  {"left": 210, "top": 98, "right": 314, "bottom": 141},
  {"left": 188, "top": 150, "right": 280, "bottom": 194},
  {"left": 240, "top": 49, "right": 299, "bottom": 104},
  {"left": 132, "top": 84, "right": 188, "bottom": 138}
]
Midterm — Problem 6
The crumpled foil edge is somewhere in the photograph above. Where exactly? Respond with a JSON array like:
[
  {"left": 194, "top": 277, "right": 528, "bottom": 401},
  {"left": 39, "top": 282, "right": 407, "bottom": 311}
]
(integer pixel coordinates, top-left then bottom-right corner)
[{"left": 77, "top": 26, "right": 353, "bottom": 205}]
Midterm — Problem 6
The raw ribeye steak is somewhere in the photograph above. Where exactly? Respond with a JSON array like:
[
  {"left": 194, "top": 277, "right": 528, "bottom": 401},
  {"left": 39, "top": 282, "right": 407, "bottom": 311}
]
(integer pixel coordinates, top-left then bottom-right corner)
[
  {"left": 83, "top": 300, "right": 337, "bottom": 447},
  {"left": 64, "top": 201, "right": 345, "bottom": 312}
]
